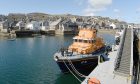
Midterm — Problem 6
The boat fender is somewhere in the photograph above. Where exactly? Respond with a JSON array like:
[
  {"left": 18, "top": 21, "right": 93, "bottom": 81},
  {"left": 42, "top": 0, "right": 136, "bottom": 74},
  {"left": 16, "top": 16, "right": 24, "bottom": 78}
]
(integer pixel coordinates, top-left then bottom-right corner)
[
  {"left": 100, "top": 55, "right": 105, "bottom": 62},
  {"left": 61, "top": 51, "right": 64, "bottom": 56},
  {"left": 88, "top": 77, "right": 100, "bottom": 84},
  {"left": 105, "top": 46, "right": 111, "bottom": 52}
]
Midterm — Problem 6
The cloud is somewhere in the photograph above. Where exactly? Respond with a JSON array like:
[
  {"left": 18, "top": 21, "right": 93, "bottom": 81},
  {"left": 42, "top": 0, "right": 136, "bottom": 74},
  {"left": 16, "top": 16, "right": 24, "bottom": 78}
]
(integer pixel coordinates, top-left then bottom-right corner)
[
  {"left": 84, "top": 6, "right": 106, "bottom": 16},
  {"left": 136, "top": 8, "right": 140, "bottom": 13},
  {"left": 113, "top": 9, "right": 120, "bottom": 13},
  {"left": 78, "top": 0, "right": 84, "bottom": 6},
  {"left": 75, "top": 0, "right": 84, "bottom": 6},
  {"left": 83, "top": 0, "right": 112, "bottom": 16},
  {"left": 88, "top": 0, "right": 112, "bottom": 9},
  {"left": 84, "top": 8, "right": 95, "bottom": 16}
]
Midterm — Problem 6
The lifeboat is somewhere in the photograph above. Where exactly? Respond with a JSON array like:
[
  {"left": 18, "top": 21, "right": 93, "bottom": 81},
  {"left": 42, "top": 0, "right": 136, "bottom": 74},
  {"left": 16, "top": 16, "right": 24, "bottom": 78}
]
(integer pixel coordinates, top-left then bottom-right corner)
[{"left": 54, "top": 28, "right": 110, "bottom": 75}]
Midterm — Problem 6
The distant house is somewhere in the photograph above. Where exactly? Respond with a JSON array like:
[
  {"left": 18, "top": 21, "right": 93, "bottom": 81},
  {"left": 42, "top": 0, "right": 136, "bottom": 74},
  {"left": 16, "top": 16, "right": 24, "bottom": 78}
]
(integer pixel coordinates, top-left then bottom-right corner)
[
  {"left": 26, "top": 21, "right": 40, "bottom": 30},
  {"left": 70, "top": 17, "right": 77, "bottom": 22},
  {"left": 60, "top": 20, "right": 78, "bottom": 31},
  {"left": 101, "top": 22, "right": 106, "bottom": 28},
  {"left": 110, "top": 23, "right": 117, "bottom": 29},
  {"left": 0, "top": 21, "right": 9, "bottom": 33},
  {"left": 76, "top": 18, "right": 84, "bottom": 22},
  {"left": 104, "top": 21, "right": 110, "bottom": 29},
  {"left": 94, "top": 23, "right": 100, "bottom": 29},
  {"left": 16, "top": 21, "right": 25, "bottom": 30},
  {"left": 56, "top": 20, "right": 78, "bottom": 35},
  {"left": 76, "top": 22, "right": 84, "bottom": 29},
  {"left": 40, "top": 20, "right": 49, "bottom": 31},
  {"left": 49, "top": 18, "right": 62, "bottom": 30},
  {"left": 0, "top": 15, "right": 6, "bottom": 21},
  {"left": 44, "top": 19, "right": 62, "bottom": 35},
  {"left": 9, "top": 21, "right": 18, "bottom": 30},
  {"left": 76, "top": 22, "right": 94, "bottom": 29}
]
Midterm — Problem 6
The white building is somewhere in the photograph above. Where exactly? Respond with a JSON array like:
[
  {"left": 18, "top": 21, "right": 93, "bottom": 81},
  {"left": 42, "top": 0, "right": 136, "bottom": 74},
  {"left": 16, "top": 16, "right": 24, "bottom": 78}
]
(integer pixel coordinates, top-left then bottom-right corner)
[
  {"left": 49, "top": 18, "right": 62, "bottom": 30},
  {"left": 26, "top": 21, "right": 40, "bottom": 30},
  {"left": 0, "top": 21, "right": 9, "bottom": 32},
  {"left": 110, "top": 23, "right": 117, "bottom": 29},
  {"left": 16, "top": 21, "right": 25, "bottom": 30}
]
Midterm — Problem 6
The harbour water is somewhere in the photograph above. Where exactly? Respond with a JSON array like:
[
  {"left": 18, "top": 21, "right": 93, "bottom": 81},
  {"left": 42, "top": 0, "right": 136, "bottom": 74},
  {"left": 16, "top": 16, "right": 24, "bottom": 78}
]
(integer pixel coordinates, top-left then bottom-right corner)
[{"left": 0, "top": 34, "right": 114, "bottom": 84}]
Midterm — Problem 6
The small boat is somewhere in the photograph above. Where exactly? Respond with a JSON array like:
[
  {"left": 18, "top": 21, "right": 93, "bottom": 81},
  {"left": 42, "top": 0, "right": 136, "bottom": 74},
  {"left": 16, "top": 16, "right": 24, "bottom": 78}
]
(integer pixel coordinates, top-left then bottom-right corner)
[
  {"left": 33, "top": 34, "right": 42, "bottom": 38},
  {"left": 7, "top": 38, "right": 16, "bottom": 41},
  {"left": 36, "top": 35, "right": 42, "bottom": 38},
  {"left": 54, "top": 28, "right": 110, "bottom": 75}
]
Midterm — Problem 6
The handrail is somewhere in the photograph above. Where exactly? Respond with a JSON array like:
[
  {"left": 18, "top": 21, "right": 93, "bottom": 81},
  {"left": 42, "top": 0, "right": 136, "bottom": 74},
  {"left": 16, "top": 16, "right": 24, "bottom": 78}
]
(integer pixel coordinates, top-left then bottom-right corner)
[
  {"left": 130, "top": 28, "right": 133, "bottom": 76},
  {"left": 114, "top": 28, "right": 127, "bottom": 71}
]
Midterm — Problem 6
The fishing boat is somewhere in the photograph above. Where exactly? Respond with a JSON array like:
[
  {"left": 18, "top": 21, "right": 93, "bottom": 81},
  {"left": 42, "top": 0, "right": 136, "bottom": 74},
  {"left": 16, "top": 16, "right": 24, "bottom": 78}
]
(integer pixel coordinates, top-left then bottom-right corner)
[{"left": 54, "top": 28, "right": 110, "bottom": 75}]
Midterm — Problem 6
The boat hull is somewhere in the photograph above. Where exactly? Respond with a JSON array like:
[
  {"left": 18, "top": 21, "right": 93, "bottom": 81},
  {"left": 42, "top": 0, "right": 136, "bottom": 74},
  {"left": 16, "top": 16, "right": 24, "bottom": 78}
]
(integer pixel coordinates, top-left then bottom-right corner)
[
  {"left": 56, "top": 57, "right": 98, "bottom": 75},
  {"left": 15, "top": 30, "right": 40, "bottom": 37},
  {"left": 54, "top": 46, "right": 109, "bottom": 75}
]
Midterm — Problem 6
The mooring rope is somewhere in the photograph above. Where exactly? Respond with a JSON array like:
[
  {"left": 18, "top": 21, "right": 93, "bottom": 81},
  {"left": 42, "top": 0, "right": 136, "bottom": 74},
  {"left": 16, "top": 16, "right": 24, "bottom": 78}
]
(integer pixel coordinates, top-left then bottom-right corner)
[
  {"left": 62, "top": 59, "right": 82, "bottom": 82},
  {"left": 64, "top": 53, "right": 86, "bottom": 78}
]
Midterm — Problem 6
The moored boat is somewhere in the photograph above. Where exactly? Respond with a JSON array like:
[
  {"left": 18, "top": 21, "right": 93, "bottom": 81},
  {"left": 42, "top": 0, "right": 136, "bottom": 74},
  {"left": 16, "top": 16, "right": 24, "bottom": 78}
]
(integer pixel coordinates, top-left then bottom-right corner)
[
  {"left": 54, "top": 28, "right": 109, "bottom": 75},
  {"left": 7, "top": 38, "right": 16, "bottom": 41},
  {"left": 15, "top": 30, "right": 41, "bottom": 37}
]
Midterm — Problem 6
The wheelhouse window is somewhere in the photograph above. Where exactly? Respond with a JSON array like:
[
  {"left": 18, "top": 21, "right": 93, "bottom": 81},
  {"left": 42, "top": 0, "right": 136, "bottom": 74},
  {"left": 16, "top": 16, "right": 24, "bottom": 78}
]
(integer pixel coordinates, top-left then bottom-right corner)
[
  {"left": 89, "top": 40, "right": 92, "bottom": 43},
  {"left": 92, "top": 40, "right": 96, "bottom": 43},
  {"left": 74, "top": 39, "right": 95, "bottom": 43},
  {"left": 83, "top": 40, "right": 88, "bottom": 43},
  {"left": 74, "top": 39, "right": 78, "bottom": 42},
  {"left": 79, "top": 39, "right": 82, "bottom": 42}
]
